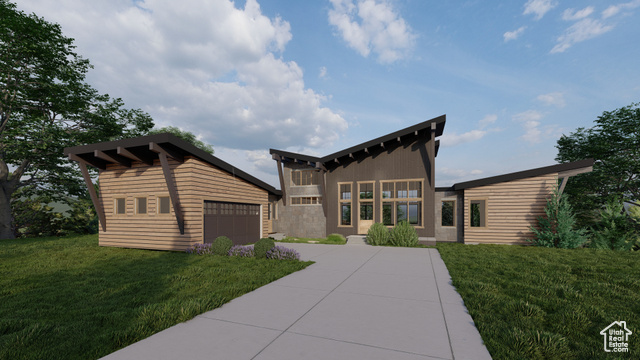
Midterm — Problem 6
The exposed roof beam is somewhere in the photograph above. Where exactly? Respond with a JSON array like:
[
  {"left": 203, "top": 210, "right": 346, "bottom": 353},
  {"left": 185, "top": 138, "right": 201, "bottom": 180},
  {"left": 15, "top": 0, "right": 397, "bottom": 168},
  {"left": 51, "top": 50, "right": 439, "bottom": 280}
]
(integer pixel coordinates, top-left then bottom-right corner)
[
  {"left": 149, "top": 142, "right": 184, "bottom": 163},
  {"left": 77, "top": 160, "right": 106, "bottom": 232},
  {"left": 117, "top": 146, "right": 154, "bottom": 166},
  {"left": 349, "top": 153, "right": 354, "bottom": 159},
  {"left": 68, "top": 153, "right": 107, "bottom": 170},
  {"left": 397, "top": 137, "right": 401, "bottom": 142},
  {"left": 380, "top": 142, "right": 385, "bottom": 149},
  {"left": 334, "top": 158, "right": 340, "bottom": 164},
  {"left": 94, "top": 150, "right": 132, "bottom": 168},
  {"left": 364, "top": 148, "right": 369, "bottom": 154}
]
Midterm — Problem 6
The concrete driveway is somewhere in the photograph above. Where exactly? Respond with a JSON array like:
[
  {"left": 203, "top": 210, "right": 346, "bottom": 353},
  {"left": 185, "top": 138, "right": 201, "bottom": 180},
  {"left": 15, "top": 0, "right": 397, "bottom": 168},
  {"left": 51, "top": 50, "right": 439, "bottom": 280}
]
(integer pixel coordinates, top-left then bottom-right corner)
[{"left": 102, "top": 243, "right": 492, "bottom": 360}]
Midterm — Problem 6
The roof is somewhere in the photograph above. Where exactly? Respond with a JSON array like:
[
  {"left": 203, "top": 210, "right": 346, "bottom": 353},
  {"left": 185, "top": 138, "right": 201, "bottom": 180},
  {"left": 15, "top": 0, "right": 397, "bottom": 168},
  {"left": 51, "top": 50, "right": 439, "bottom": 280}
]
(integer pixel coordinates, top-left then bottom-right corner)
[
  {"left": 270, "top": 114, "right": 446, "bottom": 165},
  {"left": 452, "top": 159, "right": 595, "bottom": 190},
  {"left": 63, "top": 133, "right": 281, "bottom": 195}
]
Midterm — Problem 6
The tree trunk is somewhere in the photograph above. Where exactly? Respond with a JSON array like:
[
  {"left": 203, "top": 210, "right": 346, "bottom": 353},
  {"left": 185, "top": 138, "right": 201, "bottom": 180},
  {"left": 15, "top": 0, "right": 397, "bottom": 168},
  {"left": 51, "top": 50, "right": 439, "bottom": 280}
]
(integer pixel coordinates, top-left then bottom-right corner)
[{"left": 0, "top": 183, "right": 14, "bottom": 239}]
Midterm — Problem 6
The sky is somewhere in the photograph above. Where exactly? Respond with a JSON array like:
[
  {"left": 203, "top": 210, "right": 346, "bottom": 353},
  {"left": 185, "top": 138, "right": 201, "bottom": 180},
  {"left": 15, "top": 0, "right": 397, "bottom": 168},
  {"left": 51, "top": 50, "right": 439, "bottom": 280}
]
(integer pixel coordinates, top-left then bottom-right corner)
[{"left": 15, "top": 0, "right": 640, "bottom": 187}]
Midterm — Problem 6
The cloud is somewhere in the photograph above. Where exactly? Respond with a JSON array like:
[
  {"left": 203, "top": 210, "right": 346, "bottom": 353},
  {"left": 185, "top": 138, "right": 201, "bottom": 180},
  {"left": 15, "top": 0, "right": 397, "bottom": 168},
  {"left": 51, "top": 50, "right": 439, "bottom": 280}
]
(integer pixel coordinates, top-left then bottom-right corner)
[
  {"left": 503, "top": 26, "right": 526, "bottom": 42},
  {"left": 513, "top": 110, "right": 543, "bottom": 144},
  {"left": 439, "top": 167, "right": 484, "bottom": 178},
  {"left": 440, "top": 114, "right": 499, "bottom": 147},
  {"left": 478, "top": 114, "right": 498, "bottom": 129},
  {"left": 536, "top": 92, "right": 565, "bottom": 107},
  {"left": 328, "top": 0, "right": 416, "bottom": 63},
  {"left": 319, "top": 66, "right": 328, "bottom": 78},
  {"left": 550, "top": 18, "right": 614, "bottom": 53},
  {"left": 562, "top": 6, "right": 594, "bottom": 21},
  {"left": 16, "top": 0, "right": 347, "bottom": 156},
  {"left": 603, "top": 0, "right": 640, "bottom": 18},
  {"left": 523, "top": 0, "right": 557, "bottom": 20}
]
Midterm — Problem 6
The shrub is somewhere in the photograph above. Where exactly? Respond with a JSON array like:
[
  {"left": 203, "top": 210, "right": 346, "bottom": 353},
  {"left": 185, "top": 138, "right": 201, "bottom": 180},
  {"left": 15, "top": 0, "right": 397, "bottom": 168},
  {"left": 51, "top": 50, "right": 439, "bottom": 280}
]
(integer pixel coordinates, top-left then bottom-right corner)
[
  {"left": 327, "top": 233, "right": 346, "bottom": 244},
  {"left": 529, "top": 187, "right": 587, "bottom": 249},
  {"left": 589, "top": 200, "right": 639, "bottom": 251},
  {"left": 389, "top": 221, "right": 419, "bottom": 247},
  {"left": 186, "top": 243, "right": 212, "bottom": 255},
  {"left": 212, "top": 236, "right": 233, "bottom": 256},
  {"left": 266, "top": 246, "right": 301, "bottom": 260},
  {"left": 228, "top": 245, "right": 254, "bottom": 257},
  {"left": 254, "top": 237, "right": 275, "bottom": 259},
  {"left": 366, "top": 222, "right": 389, "bottom": 246}
]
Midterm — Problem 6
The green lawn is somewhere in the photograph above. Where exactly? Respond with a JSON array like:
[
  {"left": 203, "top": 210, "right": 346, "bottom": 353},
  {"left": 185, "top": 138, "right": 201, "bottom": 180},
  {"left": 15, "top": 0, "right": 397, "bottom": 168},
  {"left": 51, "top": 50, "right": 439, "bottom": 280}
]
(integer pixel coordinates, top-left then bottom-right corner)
[
  {"left": 0, "top": 235, "right": 312, "bottom": 360},
  {"left": 437, "top": 243, "right": 640, "bottom": 360},
  {"left": 277, "top": 235, "right": 346, "bottom": 245}
]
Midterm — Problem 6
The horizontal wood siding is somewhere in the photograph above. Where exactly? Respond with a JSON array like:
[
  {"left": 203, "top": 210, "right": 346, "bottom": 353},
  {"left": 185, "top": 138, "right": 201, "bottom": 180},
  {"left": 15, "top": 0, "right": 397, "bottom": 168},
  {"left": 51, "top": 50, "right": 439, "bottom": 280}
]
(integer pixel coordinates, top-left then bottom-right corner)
[
  {"left": 463, "top": 174, "right": 557, "bottom": 244},
  {"left": 99, "top": 156, "right": 269, "bottom": 251}
]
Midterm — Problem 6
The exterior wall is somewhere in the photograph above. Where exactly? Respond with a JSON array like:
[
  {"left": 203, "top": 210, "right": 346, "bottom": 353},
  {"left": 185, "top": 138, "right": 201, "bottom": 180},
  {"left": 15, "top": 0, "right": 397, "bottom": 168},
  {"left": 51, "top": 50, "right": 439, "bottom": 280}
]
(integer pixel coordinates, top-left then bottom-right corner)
[
  {"left": 463, "top": 173, "right": 557, "bottom": 244},
  {"left": 272, "top": 162, "right": 326, "bottom": 238},
  {"left": 99, "top": 156, "right": 269, "bottom": 251},
  {"left": 435, "top": 189, "right": 463, "bottom": 242},
  {"left": 325, "top": 135, "right": 436, "bottom": 238}
]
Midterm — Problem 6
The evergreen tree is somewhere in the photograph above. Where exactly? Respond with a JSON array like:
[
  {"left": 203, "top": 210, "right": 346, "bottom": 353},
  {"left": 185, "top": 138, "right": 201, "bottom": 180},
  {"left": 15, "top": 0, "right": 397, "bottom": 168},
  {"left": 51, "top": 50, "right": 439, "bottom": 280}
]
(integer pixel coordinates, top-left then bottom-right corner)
[{"left": 529, "top": 186, "right": 587, "bottom": 248}]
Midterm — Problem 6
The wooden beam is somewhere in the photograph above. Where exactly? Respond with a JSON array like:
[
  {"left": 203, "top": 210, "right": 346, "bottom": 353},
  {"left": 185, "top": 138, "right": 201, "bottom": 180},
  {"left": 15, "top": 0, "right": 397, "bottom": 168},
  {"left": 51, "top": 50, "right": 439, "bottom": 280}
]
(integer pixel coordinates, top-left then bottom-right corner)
[
  {"left": 320, "top": 171, "right": 327, "bottom": 217},
  {"left": 380, "top": 142, "right": 385, "bottom": 149},
  {"left": 71, "top": 156, "right": 106, "bottom": 232},
  {"left": 558, "top": 167, "right": 593, "bottom": 178},
  {"left": 349, "top": 153, "right": 354, "bottom": 159},
  {"left": 149, "top": 142, "right": 184, "bottom": 163},
  {"left": 276, "top": 157, "right": 287, "bottom": 206},
  {"left": 68, "top": 153, "right": 107, "bottom": 170},
  {"left": 364, "top": 147, "right": 369, "bottom": 154},
  {"left": 414, "top": 130, "right": 418, "bottom": 136},
  {"left": 558, "top": 176, "right": 569, "bottom": 196},
  {"left": 94, "top": 150, "right": 132, "bottom": 168},
  {"left": 117, "top": 146, "right": 154, "bottom": 166},
  {"left": 158, "top": 152, "right": 185, "bottom": 234},
  {"left": 397, "top": 137, "right": 401, "bottom": 142},
  {"left": 334, "top": 158, "right": 340, "bottom": 164}
]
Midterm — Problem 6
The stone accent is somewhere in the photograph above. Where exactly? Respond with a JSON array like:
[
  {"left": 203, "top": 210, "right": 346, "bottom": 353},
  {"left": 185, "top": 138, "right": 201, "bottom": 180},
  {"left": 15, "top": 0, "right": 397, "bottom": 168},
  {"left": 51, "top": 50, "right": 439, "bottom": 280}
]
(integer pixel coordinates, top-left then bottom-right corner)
[{"left": 435, "top": 189, "right": 464, "bottom": 242}]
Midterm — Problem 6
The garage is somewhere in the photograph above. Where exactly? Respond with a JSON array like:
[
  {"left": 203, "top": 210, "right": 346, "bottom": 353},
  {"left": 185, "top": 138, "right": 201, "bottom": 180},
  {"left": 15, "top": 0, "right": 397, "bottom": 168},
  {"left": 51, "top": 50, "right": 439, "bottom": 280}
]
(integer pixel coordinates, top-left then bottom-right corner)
[{"left": 204, "top": 201, "right": 261, "bottom": 245}]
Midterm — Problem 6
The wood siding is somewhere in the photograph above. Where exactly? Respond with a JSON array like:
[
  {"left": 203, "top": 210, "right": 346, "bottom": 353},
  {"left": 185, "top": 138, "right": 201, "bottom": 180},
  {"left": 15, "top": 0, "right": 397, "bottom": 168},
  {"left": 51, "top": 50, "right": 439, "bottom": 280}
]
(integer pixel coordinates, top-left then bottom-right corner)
[
  {"left": 463, "top": 174, "right": 557, "bottom": 244},
  {"left": 99, "top": 156, "right": 269, "bottom": 251}
]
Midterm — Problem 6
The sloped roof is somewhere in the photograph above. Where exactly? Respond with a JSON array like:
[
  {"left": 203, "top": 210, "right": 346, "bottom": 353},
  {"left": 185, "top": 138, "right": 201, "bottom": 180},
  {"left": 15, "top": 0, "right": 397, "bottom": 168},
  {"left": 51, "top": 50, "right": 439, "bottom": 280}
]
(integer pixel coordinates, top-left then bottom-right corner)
[
  {"left": 63, "top": 133, "right": 281, "bottom": 195},
  {"left": 270, "top": 114, "right": 446, "bottom": 165}
]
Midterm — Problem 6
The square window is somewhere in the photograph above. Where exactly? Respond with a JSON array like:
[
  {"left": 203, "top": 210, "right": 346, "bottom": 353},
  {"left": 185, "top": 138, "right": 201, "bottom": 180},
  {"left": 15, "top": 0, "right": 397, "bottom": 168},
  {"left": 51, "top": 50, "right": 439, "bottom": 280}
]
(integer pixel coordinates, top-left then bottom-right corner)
[
  {"left": 340, "top": 184, "right": 351, "bottom": 200},
  {"left": 359, "top": 183, "right": 373, "bottom": 199},
  {"left": 382, "top": 183, "right": 393, "bottom": 199},
  {"left": 442, "top": 201, "right": 455, "bottom": 227},
  {"left": 408, "top": 181, "right": 421, "bottom": 198},
  {"left": 396, "top": 182, "right": 408, "bottom": 198},
  {"left": 136, "top": 197, "right": 147, "bottom": 214},
  {"left": 360, "top": 204, "right": 373, "bottom": 220},
  {"left": 158, "top": 196, "right": 171, "bottom": 214}
]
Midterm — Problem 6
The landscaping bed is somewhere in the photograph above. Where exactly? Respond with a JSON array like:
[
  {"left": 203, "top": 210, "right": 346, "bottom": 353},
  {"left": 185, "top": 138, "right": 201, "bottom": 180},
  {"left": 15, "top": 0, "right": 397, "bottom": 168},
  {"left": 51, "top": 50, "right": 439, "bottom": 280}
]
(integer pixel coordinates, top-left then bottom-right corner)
[
  {"left": 0, "top": 235, "right": 312, "bottom": 359},
  {"left": 276, "top": 233, "right": 346, "bottom": 245},
  {"left": 437, "top": 243, "right": 640, "bottom": 359}
]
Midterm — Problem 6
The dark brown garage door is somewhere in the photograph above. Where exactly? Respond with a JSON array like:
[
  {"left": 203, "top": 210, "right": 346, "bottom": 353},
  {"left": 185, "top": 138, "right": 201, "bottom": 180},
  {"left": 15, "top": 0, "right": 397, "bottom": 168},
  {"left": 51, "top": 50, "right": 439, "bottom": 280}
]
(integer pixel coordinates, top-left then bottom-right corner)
[{"left": 203, "top": 201, "right": 260, "bottom": 245}]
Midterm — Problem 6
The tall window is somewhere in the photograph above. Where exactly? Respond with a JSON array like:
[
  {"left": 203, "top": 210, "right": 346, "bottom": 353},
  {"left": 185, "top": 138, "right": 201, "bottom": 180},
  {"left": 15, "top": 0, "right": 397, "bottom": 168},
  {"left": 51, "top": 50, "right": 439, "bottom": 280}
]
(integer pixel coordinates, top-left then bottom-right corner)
[
  {"left": 359, "top": 182, "right": 374, "bottom": 221},
  {"left": 442, "top": 200, "right": 455, "bottom": 227},
  {"left": 136, "top": 197, "right": 147, "bottom": 215},
  {"left": 470, "top": 199, "right": 486, "bottom": 227},
  {"left": 291, "top": 170, "right": 319, "bottom": 186},
  {"left": 380, "top": 180, "right": 423, "bottom": 226},
  {"left": 339, "top": 183, "right": 352, "bottom": 226},
  {"left": 115, "top": 198, "right": 126, "bottom": 215}
]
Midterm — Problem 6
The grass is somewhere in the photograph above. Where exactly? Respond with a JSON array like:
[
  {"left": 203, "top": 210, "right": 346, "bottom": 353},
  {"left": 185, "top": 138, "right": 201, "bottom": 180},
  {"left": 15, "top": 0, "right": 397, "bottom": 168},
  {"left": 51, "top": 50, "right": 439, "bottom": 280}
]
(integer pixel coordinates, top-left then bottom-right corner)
[
  {"left": 277, "top": 235, "right": 346, "bottom": 245},
  {"left": 0, "top": 235, "right": 312, "bottom": 360},
  {"left": 437, "top": 243, "right": 640, "bottom": 360}
]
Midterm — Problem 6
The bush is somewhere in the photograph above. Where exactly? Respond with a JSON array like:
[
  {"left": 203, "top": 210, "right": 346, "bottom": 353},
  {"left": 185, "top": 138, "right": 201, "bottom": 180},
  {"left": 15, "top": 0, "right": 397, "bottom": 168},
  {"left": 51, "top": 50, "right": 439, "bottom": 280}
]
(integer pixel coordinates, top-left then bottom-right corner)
[
  {"left": 254, "top": 237, "right": 275, "bottom": 259},
  {"left": 212, "top": 236, "right": 233, "bottom": 256},
  {"left": 266, "top": 246, "right": 301, "bottom": 260},
  {"left": 186, "top": 243, "right": 212, "bottom": 255},
  {"left": 589, "top": 200, "right": 639, "bottom": 251},
  {"left": 389, "top": 221, "right": 419, "bottom": 247},
  {"left": 327, "top": 233, "right": 346, "bottom": 244},
  {"left": 228, "top": 245, "right": 254, "bottom": 257},
  {"left": 366, "top": 222, "right": 389, "bottom": 246},
  {"left": 529, "top": 187, "right": 587, "bottom": 249},
  {"left": 11, "top": 197, "right": 64, "bottom": 238}
]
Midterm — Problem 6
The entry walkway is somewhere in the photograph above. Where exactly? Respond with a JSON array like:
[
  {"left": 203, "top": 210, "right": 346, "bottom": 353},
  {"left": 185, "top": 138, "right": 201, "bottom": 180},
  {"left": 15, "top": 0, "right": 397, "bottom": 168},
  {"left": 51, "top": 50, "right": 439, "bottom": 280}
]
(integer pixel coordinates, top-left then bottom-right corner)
[{"left": 102, "top": 244, "right": 492, "bottom": 360}]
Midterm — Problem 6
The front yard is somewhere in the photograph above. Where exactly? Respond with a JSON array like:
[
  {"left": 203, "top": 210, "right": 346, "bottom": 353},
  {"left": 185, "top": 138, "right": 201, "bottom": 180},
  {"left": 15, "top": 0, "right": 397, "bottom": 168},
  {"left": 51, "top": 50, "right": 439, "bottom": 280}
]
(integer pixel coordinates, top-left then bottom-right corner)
[
  {"left": 438, "top": 243, "right": 640, "bottom": 359},
  {"left": 0, "top": 235, "right": 311, "bottom": 360}
]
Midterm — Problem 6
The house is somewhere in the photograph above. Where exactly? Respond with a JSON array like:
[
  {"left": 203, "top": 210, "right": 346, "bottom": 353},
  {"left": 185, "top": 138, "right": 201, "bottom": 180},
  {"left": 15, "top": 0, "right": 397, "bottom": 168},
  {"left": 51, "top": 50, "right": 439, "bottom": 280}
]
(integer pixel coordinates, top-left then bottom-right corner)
[{"left": 63, "top": 115, "right": 593, "bottom": 250}]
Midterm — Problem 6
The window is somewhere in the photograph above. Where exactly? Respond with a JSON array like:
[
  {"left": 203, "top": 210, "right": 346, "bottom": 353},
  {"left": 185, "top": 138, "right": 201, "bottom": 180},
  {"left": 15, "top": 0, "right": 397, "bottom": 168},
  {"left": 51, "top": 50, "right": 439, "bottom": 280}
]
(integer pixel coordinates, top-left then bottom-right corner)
[
  {"left": 442, "top": 200, "right": 455, "bottom": 227},
  {"left": 359, "top": 183, "right": 373, "bottom": 199},
  {"left": 470, "top": 199, "right": 486, "bottom": 227},
  {"left": 158, "top": 196, "right": 171, "bottom": 214},
  {"left": 291, "top": 196, "right": 322, "bottom": 205},
  {"left": 115, "top": 198, "right": 126, "bottom": 215},
  {"left": 380, "top": 180, "right": 423, "bottom": 227},
  {"left": 291, "top": 170, "right": 319, "bottom": 186},
  {"left": 338, "top": 183, "right": 352, "bottom": 226},
  {"left": 360, "top": 204, "right": 373, "bottom": 220},
  {"left": 136, "top": 197, "right": 147, "bottom": 215}
]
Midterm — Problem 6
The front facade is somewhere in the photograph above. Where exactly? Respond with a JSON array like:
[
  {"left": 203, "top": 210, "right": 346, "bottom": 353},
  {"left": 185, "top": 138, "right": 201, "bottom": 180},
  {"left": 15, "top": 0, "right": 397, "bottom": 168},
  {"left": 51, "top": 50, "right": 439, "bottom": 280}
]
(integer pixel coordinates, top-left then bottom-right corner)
[{"left": 64, "top": 115, "right": 593, "bottom": 250}]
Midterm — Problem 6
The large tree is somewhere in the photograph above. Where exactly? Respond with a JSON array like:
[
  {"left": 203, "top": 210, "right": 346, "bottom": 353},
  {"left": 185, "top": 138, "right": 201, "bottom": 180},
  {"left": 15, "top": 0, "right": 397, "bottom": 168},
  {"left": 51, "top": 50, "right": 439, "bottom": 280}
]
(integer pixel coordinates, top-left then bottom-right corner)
[
  {"left": 0, "top": 1, "right": 153, "bottom": 239},
  {"left": 556, "top": 102, "right": 640, "bottom": 226}
]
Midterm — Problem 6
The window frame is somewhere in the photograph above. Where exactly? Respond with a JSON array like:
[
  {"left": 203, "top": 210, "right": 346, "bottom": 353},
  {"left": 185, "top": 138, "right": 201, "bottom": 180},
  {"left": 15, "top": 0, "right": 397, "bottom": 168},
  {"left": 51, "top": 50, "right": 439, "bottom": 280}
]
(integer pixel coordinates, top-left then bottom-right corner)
[
  {"left": 291, "top": 169, "right": 319, "bottom": 186},
  {"left": 469, "top": 198, "right": 488, "bottom": 228},
  {"left": 135, "top": 196, "right": 148, "bottom": 215},
  {"left": 114, "top": 197, "right": 127, "bottom": 216},
  {"left": 441, "top": 199, "right": 456, "bottom": 227},
  {"left": 338, "top": 182, "right": 352, "bottom": 227},
  {"left": 157, "top": 195, "right": 172, "bottom": 215},
  {"left": 291, "top": 196, "right": 323, "bottom": 205},
  {"left": 379, "top": 179, "right": 424, "bottom": 228}
]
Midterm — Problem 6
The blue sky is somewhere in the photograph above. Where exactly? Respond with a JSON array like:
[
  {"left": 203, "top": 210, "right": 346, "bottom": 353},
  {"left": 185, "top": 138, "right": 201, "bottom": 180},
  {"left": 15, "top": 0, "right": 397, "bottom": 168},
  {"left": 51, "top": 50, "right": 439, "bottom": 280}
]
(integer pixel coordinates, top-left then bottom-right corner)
[{"left": 17, "top": 0, "right": 640, "bottom": 187}]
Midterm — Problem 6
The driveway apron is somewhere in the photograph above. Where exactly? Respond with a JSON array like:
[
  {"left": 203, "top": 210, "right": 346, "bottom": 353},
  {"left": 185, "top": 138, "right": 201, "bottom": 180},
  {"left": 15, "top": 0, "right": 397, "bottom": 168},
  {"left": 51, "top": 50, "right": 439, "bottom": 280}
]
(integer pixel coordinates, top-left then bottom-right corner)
[{"left": 102, "top": 244, "right": 492, "bottom": 360}]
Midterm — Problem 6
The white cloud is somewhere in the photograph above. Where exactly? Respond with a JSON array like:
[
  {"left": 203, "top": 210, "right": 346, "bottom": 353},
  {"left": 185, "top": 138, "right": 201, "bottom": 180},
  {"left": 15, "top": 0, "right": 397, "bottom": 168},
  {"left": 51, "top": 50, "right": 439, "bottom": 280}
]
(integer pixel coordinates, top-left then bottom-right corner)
[
  {"left": 319, "top": 66, "right": 328, "bottom": 78},
  {"left": 603, "top": 0, "right": 640, "bottom": 18},
  {"left": 328, "top": 0, "right": 416, "bottom": 63},
  {"left": 503, "top": 26, "right": 526, "bottom": 42},
  {"left": 439, "top": 167, "right": 484, "bottom": 178},
  {"left": 440, "top": 114, "right": 499, "bottom": 147},
  {"left": 551, "top": 18, "right": 614, "bottom": 53},
  {"left": 562, "top": 6, "right": 594, "bottom": 21},
  {"left": 523, "top": 0, "right": 557, "bottom": 20},
  {"left": 16, "top": 0, "right": 347, "bottom": 156},
  {"left": 536, "top": 92, "right": 565, "bottom": 107},
  {"left": 513, "top": 110, "right": 543, "bottom": 144},
  {"left": 478, "top": 114, "right": 498, "bottom": 129}
]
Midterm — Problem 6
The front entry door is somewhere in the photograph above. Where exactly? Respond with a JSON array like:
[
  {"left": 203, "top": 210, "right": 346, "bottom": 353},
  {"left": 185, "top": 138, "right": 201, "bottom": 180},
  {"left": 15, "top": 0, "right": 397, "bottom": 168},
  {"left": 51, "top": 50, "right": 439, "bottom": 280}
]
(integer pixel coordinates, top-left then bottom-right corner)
[{"left": 358, "top": 182, "right": 375, "bottom": 234}]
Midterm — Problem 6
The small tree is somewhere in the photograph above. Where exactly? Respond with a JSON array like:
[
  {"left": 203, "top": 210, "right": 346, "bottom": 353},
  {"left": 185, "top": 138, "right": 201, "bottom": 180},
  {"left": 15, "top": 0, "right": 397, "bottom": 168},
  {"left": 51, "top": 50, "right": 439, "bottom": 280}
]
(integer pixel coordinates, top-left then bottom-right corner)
[
  {"left": 589, "top": 200, "right": 639, "bottom": 251},
  {"left": 529, "top": 186, "right": 587, "bottom": 248}
]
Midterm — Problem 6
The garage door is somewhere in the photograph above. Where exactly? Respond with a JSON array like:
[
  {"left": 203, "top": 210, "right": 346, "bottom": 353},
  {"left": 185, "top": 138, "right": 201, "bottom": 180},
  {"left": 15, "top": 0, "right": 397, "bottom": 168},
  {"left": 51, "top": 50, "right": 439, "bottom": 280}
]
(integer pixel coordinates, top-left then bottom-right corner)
[{"left": 203, "top": 201, "right": 261, "bottom": 245}]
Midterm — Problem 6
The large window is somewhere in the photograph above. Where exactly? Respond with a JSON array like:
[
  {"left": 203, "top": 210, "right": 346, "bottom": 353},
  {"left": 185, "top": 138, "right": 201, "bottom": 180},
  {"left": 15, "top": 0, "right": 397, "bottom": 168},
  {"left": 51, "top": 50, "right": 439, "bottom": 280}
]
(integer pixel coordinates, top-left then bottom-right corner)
[
  {"left": 291, "top": 170, "right": 319, "bottom": 186},
  {"left": 291, "top": 196, "right": 323, "bottom": 205},
  {"left": 359, "top": 182, "right": 374, "bottom": 222},
  {"left": 380, "top": 180, "right": 423, "bottom": 226},
  {"left": 339, "top": 183, "right": 352, "bottom": 226},
  {"left": 442, "top": 200, "right": 455, "bottom": 227},
  {"left": 470, "top": 199, "right": 486, "bottom": 227}
]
